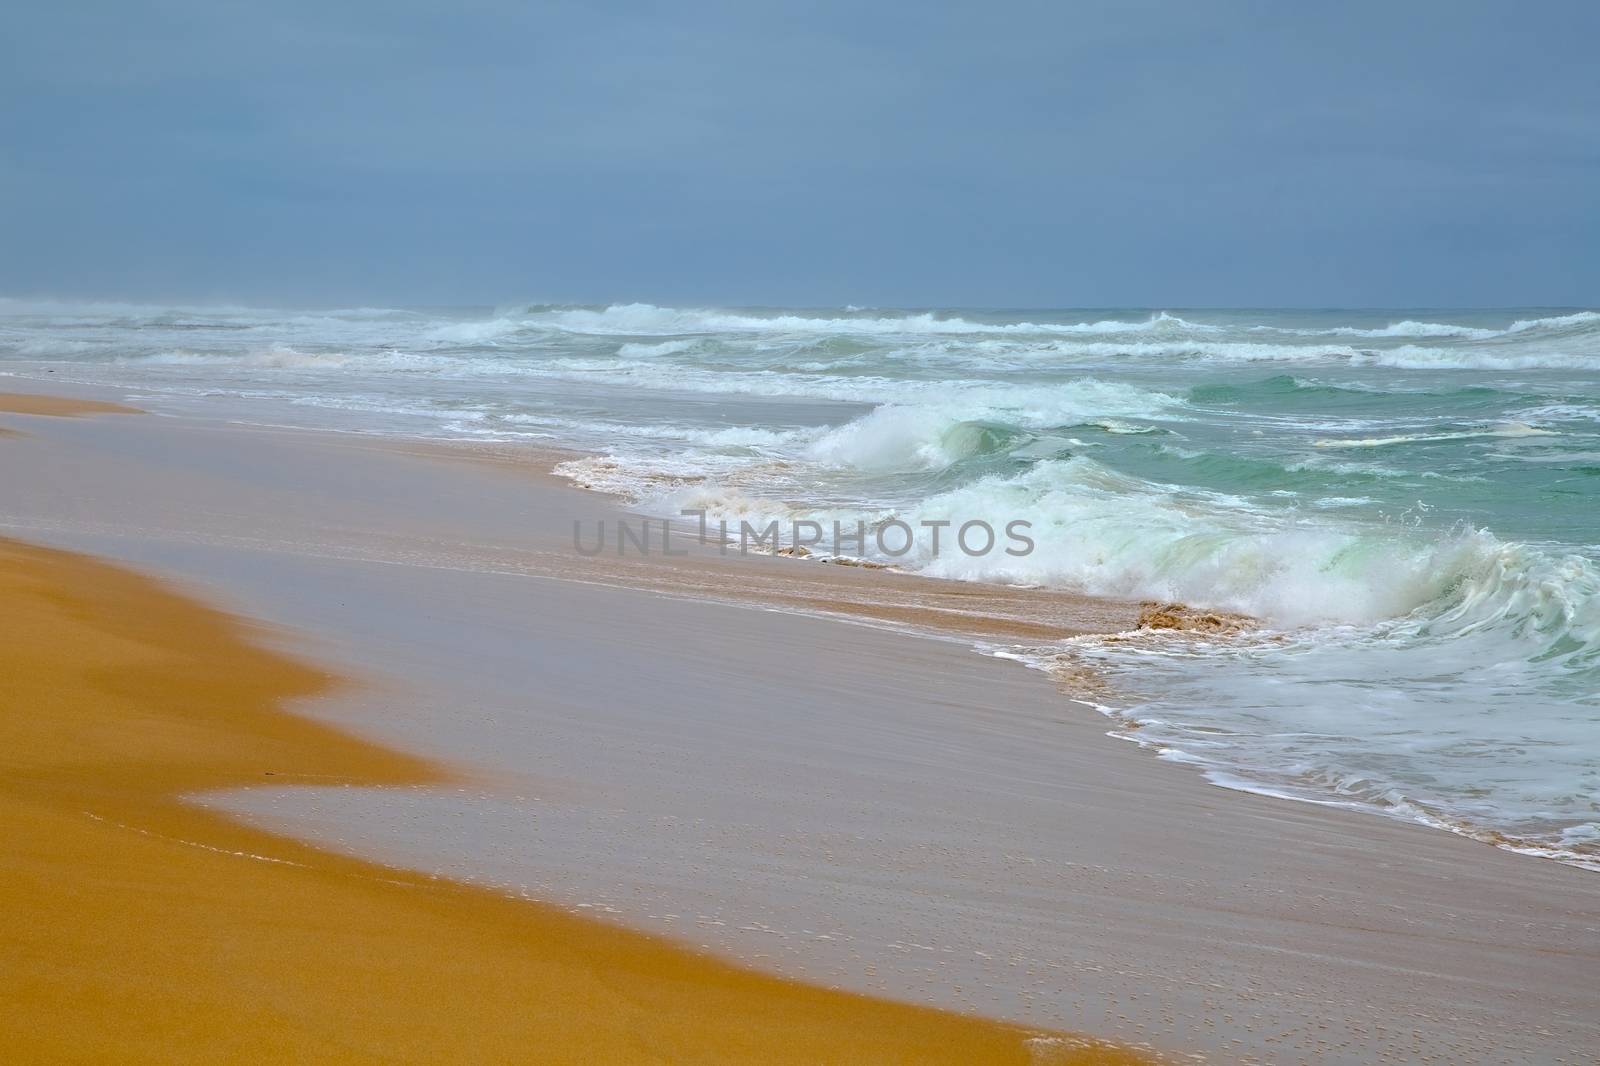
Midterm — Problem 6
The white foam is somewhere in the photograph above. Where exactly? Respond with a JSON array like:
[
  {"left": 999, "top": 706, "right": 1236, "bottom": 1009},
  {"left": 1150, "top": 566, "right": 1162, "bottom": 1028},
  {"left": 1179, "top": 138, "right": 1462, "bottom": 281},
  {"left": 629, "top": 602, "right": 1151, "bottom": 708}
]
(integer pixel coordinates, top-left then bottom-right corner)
[
  {"left": 512, "top": 303, "right": 1215, "bottom": 338},
  {"left": 1354, "top": 345, "right": 1600, "bottom": 371},
  {"left": 897, "top": 457, "right": 1511, "bottom": 625},
  {"left": 1313, "top": 422, "right": 1559, "bottom": 449},
  {"left": 1257, "top": 319, "right": 1498, "bottom": 339},
  {"left": 1506, "top": 309, "right": 1600, "bottom": 333},
  {"left": 799, "top": 382, "right": 1178, "bottom": 472},
  {"left": 617, "top": 339, "right": 701, "bottom": 357},
  {"left": 1249, "top": 310, "right": 1600, "bottom": 341}
]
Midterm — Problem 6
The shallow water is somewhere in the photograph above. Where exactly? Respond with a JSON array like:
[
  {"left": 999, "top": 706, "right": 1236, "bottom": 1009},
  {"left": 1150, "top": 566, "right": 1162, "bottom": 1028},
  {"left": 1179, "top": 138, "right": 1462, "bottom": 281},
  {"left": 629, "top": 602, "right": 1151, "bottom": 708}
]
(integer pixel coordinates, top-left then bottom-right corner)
[{"left": 4, "top": 298, "right": 1597, "bottom": 866}]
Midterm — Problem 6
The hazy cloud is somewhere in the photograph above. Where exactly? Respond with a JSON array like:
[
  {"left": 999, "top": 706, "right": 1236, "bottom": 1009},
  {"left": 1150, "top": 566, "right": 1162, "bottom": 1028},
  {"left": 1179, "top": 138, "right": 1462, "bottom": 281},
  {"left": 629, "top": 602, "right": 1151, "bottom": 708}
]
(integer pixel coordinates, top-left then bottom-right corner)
[{"left": 3, "top": 1, "right": 1596, "bottom": 306}]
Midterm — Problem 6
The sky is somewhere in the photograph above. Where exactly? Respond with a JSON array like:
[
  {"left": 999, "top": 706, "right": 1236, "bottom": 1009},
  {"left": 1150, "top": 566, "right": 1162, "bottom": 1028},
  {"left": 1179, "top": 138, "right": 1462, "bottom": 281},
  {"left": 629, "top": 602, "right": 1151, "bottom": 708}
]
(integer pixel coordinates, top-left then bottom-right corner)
[{"left": 2, "top": 1, "right": 1597, "bottom": 308}]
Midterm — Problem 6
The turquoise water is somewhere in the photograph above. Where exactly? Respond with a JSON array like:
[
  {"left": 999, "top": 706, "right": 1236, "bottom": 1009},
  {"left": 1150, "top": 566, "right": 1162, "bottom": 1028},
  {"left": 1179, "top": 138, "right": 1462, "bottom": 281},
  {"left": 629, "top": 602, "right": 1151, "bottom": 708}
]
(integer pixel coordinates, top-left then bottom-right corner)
[{"left": 4, "top": 300, "right": 1597, "bottom": 866}]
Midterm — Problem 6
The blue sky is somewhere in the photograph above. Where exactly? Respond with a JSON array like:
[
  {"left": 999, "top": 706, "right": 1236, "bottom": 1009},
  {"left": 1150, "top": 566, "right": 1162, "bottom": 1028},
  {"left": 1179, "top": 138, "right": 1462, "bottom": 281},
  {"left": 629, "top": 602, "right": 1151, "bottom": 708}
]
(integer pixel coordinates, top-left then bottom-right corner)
[{"left": 3, "top": 1, "right": 1597, "bottom": 307}]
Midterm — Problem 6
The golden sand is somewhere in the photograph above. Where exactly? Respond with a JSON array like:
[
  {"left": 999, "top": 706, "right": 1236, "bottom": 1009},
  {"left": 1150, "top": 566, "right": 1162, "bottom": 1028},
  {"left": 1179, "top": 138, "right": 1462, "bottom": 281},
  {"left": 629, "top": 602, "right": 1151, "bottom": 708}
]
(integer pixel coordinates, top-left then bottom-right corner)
[
  {"left": 0, "top": 392, "right": 144, "bottom": 418},
  {"left": 0, "top": 536, "right": 1152, "bottom": 1065}
]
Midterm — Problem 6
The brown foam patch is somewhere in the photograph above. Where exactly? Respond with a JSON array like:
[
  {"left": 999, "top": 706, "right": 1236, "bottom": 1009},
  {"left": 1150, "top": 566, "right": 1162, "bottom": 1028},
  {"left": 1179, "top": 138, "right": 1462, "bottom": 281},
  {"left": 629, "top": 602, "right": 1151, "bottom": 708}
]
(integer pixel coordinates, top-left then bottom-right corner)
[{"left": 1136, "top": 601, "right": 1254, "bottom": 635}]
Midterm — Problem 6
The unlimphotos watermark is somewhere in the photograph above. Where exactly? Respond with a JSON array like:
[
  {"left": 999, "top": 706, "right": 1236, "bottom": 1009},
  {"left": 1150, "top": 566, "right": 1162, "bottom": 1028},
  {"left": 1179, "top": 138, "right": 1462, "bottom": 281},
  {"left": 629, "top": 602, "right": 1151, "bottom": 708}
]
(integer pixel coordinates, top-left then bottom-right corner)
[{"left": 573, "top": 509, "right": 1035, "bottom": 559}]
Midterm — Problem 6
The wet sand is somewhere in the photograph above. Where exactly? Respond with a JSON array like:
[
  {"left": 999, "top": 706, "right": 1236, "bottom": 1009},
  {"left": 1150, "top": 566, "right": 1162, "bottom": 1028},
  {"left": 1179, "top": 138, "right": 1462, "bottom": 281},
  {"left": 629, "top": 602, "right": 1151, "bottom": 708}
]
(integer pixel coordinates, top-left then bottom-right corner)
[
  {"left": 2, "top": 381, "right": 1598, "bottom": 1064},
  {"left": 0, "top": 538, "right": 1136, "bottom": 1064}
]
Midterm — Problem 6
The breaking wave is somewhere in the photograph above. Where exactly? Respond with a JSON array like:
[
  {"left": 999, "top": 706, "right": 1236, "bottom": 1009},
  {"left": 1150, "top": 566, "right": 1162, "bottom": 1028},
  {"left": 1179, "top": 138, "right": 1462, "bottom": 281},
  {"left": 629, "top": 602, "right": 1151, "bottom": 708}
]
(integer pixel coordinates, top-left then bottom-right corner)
[
  {"left": 1254, "top": 309, "right": 1600, "bottom": 340},
  {"left": 510, "top": 303, "right": 1215, "bottom": 337}
]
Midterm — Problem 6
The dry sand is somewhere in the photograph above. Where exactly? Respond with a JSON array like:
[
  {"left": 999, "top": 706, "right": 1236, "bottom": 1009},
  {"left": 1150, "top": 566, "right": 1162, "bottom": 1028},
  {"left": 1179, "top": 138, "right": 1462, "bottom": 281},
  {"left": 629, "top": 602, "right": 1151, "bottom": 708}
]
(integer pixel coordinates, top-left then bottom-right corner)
[
  {"left": 0, "top": 391, "right": 143, "bottom": 418},
  {"left": 0, "top": 390, "right": 141, "bottom": 439},
  {"left": 2, "top": 381, "right": 1598, "bottom": 1065}
]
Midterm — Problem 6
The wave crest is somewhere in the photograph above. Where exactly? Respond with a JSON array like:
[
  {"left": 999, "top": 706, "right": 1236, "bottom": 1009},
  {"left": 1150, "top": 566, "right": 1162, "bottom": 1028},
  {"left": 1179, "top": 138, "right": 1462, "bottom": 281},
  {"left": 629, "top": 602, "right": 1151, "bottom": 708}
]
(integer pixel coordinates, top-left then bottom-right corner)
[{"left": 508, "top": 303, "right": 1216, "bottom": 338}]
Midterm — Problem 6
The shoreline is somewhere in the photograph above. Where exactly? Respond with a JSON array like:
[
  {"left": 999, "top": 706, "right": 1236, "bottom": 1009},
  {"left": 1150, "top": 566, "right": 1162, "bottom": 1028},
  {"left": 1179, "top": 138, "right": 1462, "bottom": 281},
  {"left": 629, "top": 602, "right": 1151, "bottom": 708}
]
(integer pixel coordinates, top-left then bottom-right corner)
[
  {"left": 2, "top": 378, "right": 1595, "bottom": 870},
  {"left": 359, "top": 433, "right": 1147, "bottom": 647},
  {"left": 442, "top": 432, "right": 1600, "bottom": 873},
  {"left": 0, "top": 538, "right": 1137, "bottom": 1063},
  {"left": 3, "top": 380, "right": 1598, "bottom": 1063}
]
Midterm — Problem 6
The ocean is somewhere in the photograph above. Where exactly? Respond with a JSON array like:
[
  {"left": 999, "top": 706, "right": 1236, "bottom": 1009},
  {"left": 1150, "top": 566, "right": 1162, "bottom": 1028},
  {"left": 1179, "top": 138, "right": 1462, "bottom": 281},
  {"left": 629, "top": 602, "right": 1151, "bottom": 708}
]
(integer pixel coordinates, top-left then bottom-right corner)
[{"left": 4, "top": 299, "right": 1597, "bottom": 868}]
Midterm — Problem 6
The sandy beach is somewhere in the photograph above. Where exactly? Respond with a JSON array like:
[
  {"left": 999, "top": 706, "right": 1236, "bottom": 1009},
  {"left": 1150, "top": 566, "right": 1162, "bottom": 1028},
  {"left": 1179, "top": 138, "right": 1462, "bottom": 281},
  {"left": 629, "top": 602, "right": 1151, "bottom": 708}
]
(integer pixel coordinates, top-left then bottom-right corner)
[
  {"left": 0, "top": 390, "right": 1138, "bottom": 1065},
  {"left": 1, "top": 381, "right": 1598, "bottom": 1064},
  {"left": 10, "top": 2, "right": 1600, "bottom": 1060}
]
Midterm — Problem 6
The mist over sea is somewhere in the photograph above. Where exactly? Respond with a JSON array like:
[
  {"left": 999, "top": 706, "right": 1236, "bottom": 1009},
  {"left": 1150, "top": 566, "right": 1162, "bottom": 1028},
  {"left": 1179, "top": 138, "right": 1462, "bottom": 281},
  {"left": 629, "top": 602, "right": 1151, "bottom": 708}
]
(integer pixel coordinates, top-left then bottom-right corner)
[{"left": 5, "top": 299, "right": 1598, "bottom": 867}]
